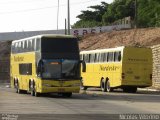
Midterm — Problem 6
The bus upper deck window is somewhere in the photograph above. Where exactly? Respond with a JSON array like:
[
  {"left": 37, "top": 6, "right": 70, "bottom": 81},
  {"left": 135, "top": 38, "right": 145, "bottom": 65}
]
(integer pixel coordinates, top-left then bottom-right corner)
[
  {"left": 114, "top": 51, "right": 121, "bottom": 62},
  {"left": 90, "top": 54, "right": 95, "bottom": 63},
  {"left": 108, "top": 52, "right": 114, "bottom": 62}
]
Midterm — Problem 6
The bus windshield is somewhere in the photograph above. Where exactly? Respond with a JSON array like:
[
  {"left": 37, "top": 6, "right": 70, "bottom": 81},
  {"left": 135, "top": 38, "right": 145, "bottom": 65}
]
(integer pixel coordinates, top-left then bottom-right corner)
[
  {"left": 41, "top": 37, "right": 79, "bottom": 53},
  {"left": 40, "top": 59, "right": 80, "bottom": 80}
]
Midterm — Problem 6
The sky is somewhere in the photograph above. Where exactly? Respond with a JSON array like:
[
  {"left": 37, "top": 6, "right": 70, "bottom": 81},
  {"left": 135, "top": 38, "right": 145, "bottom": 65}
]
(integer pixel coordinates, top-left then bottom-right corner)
[{"left": 0, "top": 0, "right": 113, "bottom": 32}]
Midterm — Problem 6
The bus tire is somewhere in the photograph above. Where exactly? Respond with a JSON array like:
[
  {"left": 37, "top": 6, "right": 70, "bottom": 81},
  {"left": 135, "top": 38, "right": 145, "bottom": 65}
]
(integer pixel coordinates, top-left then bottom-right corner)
[
  {"left": 101, "top": 79, "right": 106, "bottom": 92},
  {"left": 34, "top": 90, "right": 40, "bottom": 97},
  {"left": 17, "top": 83, "right": 22, "bottom": 94},
  {"left": 14, "top": 80, "right": 21, "bottom": 93},
  {"left": 31, "top": 90, "right": 35, "bottom": 96},
  {"left": 30, "top": 81, "right": 35, "bottom": 96},
  {"left": 106, "top": 80, "right": 111, "bottom": 92}
]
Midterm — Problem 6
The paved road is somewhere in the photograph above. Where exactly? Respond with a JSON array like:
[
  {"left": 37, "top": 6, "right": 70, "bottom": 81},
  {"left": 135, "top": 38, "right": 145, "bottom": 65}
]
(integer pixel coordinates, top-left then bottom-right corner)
[{"left": 0, "top": 85, "right": 160, "bottom": 120}]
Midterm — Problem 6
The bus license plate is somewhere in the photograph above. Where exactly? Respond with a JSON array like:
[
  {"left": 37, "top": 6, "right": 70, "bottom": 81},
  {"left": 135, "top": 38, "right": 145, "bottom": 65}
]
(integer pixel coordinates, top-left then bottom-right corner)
[{"left": 58, "top": 88, "right": 65, "bottom": 92}]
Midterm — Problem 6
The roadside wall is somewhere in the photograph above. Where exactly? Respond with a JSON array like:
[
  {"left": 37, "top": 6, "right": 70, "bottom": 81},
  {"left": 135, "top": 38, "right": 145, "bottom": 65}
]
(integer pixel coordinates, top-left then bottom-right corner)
[{"left": 151, "top": 44, "right": 160, "bottom": 89}]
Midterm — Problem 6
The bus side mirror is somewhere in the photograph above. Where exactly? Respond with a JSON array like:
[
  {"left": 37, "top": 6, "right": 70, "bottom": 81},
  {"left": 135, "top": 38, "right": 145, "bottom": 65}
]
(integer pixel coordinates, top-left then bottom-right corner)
[{"left": 80, "top": 60, "right": 86, "bottom": 72}]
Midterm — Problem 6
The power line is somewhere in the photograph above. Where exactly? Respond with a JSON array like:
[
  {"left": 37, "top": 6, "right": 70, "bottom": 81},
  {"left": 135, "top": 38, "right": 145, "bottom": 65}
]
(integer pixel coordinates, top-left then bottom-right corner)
[
  {"left": 0, "top": 0, "right": 53, "bottom": 5},
  {"left": 0, "top": 0, "right": 100, "bottom": 14}
]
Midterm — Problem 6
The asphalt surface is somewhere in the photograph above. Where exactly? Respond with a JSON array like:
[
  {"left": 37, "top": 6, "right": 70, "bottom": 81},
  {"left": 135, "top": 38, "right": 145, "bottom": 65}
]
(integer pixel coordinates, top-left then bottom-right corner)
[{"left": 0, "top": 84, "right": 160, "bottom": 120}]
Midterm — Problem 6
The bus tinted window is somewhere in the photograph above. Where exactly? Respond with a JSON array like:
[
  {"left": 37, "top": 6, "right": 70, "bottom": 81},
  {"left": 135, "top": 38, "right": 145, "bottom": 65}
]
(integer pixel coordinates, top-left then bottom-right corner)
[
  {"left": 80, "top": 54, "right": 83, "bottom": 60},
  {"left": 103, "top": 53, "right": 108, "bottom": 62},
  {"left": 36, "top": 38, "right": 41, "bottom": 51},
  {"left": 32, "top": 39, "right": 35, "bottom": 51},
  {"left": 90, "top": 54, "right": 95, "bottom": 63},
  {"left": 114, "top": 51, "right": 121, "bottom": 62},
  {"left": 41, "top": 37, "right": 79, "bottom": 53},
  {"left": 84, "top": 54, "right": 90, "bottom": 63},
  {"left": 95, "top": 53, "right": 100, "bottom": 63},
  {"left": 28, "top": 40, "right": 32, "bottom": 51},
  {"left": 108, "top": 52, "right": 114, "bottom": 62},
  {"left": 24, "top": 40, "right": 28, "bottom": 52},
  {"left": 99, "top": 53, "right": 104, "bottom": 62},
  {"left": 11, "top": 43, "right": 15, "bottom": 53},
  {"left": 19, "top": 63, "right": 32, "bottom": 75}
]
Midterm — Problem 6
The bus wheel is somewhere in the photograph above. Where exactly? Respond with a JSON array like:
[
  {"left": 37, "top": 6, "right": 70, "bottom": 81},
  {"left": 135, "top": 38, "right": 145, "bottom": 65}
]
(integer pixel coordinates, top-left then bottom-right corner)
[
  {"left": 34, "top": 90, "right": 40, "bottom": 97},
  {"left": 31, "top": 90, "right": 35, "bottom": 96},
  {"left": 101, "top": 79, "right": 106, "bottom": 92},
  {"left": 17, "top": 84, "right": 22, "bottom": 94},
  {"left": 30, "top": 86, "right": 35, "bottom": 96},
  {"left": 106, "top": 80, "right": 111, "bottom": 92},
  {"left": 15, "top": 81, "right": 21, "bottom": 94}
]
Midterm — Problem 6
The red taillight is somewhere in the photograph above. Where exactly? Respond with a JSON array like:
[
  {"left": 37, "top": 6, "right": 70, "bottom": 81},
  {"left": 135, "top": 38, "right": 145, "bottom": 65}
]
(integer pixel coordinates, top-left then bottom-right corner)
[
  {"left": 122, "top": 73, "right": 125, "bottom": 79},
  {"left": 150, "top": 74, "right": 152, "bottom": 80}
]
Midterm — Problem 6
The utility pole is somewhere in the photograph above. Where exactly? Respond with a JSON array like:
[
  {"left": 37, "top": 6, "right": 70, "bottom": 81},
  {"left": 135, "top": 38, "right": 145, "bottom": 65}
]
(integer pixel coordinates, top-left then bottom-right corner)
[
  {"left": 67, "top": 0, "right": 70, "bottom": 35},
  {"left": 57, "top": 0, "right": 59, "bottom": 30},
  {"left": 65, "top": 18, "right": 67, "bottom": 35}
]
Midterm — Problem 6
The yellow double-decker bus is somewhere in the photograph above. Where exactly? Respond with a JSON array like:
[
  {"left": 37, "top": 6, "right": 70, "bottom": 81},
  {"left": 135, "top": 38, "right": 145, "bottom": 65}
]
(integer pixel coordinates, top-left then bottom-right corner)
[
  {"left": 10, "top": 34, "right": 82, "bottom": 97},
  {"left": 80, "top": 46, "right": 152, "bottom": 93}
]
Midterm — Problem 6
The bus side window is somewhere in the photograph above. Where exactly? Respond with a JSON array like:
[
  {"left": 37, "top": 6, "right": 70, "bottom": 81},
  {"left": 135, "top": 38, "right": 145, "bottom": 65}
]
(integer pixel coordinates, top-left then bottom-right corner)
[
  {"left": 15, "top": 42, "right": 18, "bottom": 53},
  {"left": 95, "top": 53, "right": 100, "bottom": 63},
  {"left": 20, "top": 42, "right": 23, "bottom": 53},
  {"left": 80, "top": 54, "right": 83, "bottom": 60},
  {"left": 28, "top": 39, "right": 32, "bottom": 52},
  {"left": 108, "top": 52, "right": 114, "bottom": 62},
  {"left": 82, "top": 54, "right": 85, "bottom": 61},
  {"left": 36, "top": 38, "right": 41, "bottom": 51},
  {"left": 103, "top": 52, "right": 108, "bottom": 62},
  {"left": 90, "top": 53, "right": 95, "bottom": 63},
  {"left": 22, "top": 41, "right": 25, "bottom": 52},
  {"left": 19, "top": 63, "right": 32, "bottom": 75},
  {"left": 84, "top": 54, "right": 90, "bottom": 63},
  {"left": 24, "top": 40, "right": 28, "bottom": 52},
  {"left": 18, "top": 42, "right": 22, "bottom": 53},
  {"left": 99, "top": 53, "right": 104, "bottom": 63},
  {"left": 11, "top": 43, "right": 15, "bottom": 53},
  {"left": 114, "top": 51, "right": 121, "bottom": 62},
  {"left": 32, "top": 39, "right": 35, "bottom": 51}
]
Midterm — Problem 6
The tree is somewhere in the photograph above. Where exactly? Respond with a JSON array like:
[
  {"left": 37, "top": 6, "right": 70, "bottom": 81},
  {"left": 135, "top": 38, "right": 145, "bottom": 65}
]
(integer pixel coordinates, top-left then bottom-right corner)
[
  {"left": 72, "top": 2, "right": 108, "bottom": 28},
  {"left": 72, "top": 0, "right": 160, "bottom": 28}
]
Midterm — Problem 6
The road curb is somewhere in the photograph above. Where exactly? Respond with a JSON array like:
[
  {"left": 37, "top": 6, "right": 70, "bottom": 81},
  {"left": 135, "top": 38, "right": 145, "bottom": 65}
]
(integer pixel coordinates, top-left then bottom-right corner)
[{"left": 138, "top": 88, "right": 160, "bottom": 92}]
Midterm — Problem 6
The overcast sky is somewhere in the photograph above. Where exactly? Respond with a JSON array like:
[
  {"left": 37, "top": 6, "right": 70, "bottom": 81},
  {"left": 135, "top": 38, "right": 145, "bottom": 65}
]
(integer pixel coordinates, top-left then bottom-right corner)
[{"left": 0, "top": 0, "right": 113, "bottom": 32}]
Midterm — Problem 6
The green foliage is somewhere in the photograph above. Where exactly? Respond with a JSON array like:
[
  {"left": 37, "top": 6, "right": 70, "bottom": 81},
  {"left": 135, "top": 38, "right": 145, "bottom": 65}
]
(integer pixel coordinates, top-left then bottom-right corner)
[
  {"left": 72, "top": 0, "right": 160, "bottom": 28},
  {"left": 137, "top": 0, "right": 160, "bottom": 27},
  {"left": 72, "top": 2, "right": 108, "bottom": 28}
]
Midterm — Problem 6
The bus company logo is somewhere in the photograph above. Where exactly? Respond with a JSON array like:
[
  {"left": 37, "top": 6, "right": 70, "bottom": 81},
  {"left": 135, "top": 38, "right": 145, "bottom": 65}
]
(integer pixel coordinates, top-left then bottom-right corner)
[
  {"left": 100, "top": 65, "right": 120, "bottom": 71},
  {"left": 14, "top": 56, "right": 24, "bottom": 62}
]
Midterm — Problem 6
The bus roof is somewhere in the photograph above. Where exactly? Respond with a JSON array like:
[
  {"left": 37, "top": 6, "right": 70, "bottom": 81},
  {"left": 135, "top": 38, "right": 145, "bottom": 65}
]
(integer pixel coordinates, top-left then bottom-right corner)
[
  {"left": 12, "top": 34, "right": 76, "bottom": 43},
  {"left": 80, "top": 46, "right": 125, "bottom": 54},
  {"left": 80, "top": 46, "right": 150, "bottom": 54}
]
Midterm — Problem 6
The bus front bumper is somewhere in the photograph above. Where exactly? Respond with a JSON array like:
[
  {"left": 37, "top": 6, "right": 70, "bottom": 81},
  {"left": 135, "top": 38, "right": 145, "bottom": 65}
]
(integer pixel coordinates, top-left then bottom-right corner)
[{"left": 40, "top": 86, "right": 80, "bottom": 93}]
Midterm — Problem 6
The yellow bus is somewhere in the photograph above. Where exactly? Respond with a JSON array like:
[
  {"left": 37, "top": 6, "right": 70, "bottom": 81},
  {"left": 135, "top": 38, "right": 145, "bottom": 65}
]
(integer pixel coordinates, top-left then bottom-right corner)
[
  {"left": 10, "top": 34, "right": 82, "bottom": 97},
  {"left": 80, "top": 46, "right": 152, "bottom": 93}
]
